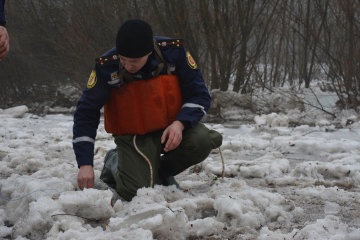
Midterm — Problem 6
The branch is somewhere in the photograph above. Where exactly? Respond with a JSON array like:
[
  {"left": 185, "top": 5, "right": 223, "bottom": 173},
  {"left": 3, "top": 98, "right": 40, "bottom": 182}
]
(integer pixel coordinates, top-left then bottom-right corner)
[
  {"left": 51, "top": 213, "right": 107, "bottom": 223},
  {"left": 297, "top": 88, "right": 337, "bottom": 118},
  {"left": 261, "top": 85, "right": 337, "bottom": 118}
]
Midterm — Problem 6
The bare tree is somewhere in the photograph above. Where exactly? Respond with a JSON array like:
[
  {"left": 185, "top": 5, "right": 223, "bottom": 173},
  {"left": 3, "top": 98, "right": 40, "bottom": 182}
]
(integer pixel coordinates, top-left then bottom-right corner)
[
  {"left": 317, "top": 0, "right": 360, "bottom": 109},
  {"left": 233, "top": 0, "right": 279, "bottom": 93},
  {"left": 1, "top": 0, "right": 359, "bottom": 112}
]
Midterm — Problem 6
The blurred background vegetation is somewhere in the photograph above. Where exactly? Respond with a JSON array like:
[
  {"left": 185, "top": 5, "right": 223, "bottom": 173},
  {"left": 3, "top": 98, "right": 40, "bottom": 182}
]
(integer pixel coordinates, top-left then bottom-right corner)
[{"left": 0, "top": 0, "right": 359, "bottom": 112}]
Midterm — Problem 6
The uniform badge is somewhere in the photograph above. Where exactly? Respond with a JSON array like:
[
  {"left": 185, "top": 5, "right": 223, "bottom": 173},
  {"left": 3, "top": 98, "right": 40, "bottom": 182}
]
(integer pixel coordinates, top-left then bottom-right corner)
[
  {"left": 111, "top": 72, "right": 120, "bottom": 81},
  {"left": 87, "top": 70, "right": 97, "bottom": 89},
  {"left": 109, "top": 71, "right": 121, "bottom": 85},
  {"left": 186, "top": 51, "right": 197, "bottom": 69}
]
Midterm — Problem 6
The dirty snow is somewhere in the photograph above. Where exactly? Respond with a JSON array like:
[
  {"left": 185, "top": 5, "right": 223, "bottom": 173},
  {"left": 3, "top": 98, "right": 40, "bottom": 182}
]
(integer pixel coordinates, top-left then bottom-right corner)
[{"left": 0, "top": 102, "right": 360, "bottom": 239}]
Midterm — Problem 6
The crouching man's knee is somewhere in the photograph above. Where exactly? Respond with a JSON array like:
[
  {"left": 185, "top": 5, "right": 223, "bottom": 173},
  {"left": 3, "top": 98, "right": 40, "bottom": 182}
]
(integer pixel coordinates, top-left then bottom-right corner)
[
  {"left": 183, "top": 123, "right": 223, "bottom": 161},
  {"left": 161, "top": 123, "right": 223, "bottom": 177}
]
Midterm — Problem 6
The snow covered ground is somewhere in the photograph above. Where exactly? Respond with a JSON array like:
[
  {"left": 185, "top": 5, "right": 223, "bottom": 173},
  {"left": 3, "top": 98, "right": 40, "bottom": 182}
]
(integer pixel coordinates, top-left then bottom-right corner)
[{"left": 0, "top": 104, "right": 360, "bottom": 240}]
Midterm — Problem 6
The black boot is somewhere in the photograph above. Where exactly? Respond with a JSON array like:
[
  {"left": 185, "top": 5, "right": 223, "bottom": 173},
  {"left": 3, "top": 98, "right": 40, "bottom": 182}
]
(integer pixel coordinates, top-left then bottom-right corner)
[
  {"left": 159, "top": 155, "right": 182, "bottom": 189},
  {"left": 161, "top": 175, "right": 181, "bottom": 189}
]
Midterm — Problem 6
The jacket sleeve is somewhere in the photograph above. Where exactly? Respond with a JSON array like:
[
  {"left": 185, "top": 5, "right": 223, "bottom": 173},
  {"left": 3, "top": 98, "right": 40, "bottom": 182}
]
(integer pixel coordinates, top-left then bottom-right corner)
[
  {"left": 0, "top": 0, "right": 6, "bottom": 26},
  {"left": 172, "top": 48, "right": 211, "bottom": 128},
  {"left": 73, "top": 67, "right": 111, "bottom": 168}
]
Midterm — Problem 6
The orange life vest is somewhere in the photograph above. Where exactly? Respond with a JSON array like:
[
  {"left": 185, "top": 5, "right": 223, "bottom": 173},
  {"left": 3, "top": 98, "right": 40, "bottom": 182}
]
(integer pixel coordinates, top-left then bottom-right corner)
[{"left": 104, "top": 74, "right": 182, "bottom": 136}]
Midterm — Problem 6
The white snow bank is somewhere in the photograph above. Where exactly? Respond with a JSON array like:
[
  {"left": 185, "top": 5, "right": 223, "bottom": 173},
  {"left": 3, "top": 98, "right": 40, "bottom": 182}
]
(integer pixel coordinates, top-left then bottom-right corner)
[
  {"left": 1, "top": 105, "right": 28, "bottom": 118},
  {"left": 255, "top": 113, "right": 289, "bottom": 127},
  {"left": 0, "top": 107, "right": 359, "bottom": 239},
  {"left": 258, "top": 215, "right": 359, "bottom": 240}
]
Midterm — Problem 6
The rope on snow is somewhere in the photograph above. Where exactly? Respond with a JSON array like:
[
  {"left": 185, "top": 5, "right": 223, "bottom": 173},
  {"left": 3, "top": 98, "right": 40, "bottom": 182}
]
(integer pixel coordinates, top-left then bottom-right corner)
[{"left": 133, "top": 135, "right": 154, "bottom": 187}]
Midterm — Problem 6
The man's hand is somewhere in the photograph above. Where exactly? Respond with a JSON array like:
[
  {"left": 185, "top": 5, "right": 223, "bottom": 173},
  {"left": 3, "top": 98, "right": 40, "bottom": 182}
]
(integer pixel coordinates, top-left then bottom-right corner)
[
  {"left": 77, "top": 165, "right": 94, "bottom": 189},
  {"left": 0, "top": 26, "right": 9, "bottom": 60},
  {"left": 161, "top": 120, "right": 184, "bottom": 152}
]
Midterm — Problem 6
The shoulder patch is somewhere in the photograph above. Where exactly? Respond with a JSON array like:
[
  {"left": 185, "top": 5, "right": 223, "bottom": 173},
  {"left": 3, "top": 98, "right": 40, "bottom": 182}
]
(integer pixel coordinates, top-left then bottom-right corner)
[
  {"left": 87, "top": 70, "right": 97, "bottom": 88},
  {"left": 186, "top": 51, "right": 197, "bottom": 69},
  {"left": 95, "top": 54, "right": 119, "bottom": 66},
  {"left": 156, "top": 39, "right": 184, "bottom": 50}
]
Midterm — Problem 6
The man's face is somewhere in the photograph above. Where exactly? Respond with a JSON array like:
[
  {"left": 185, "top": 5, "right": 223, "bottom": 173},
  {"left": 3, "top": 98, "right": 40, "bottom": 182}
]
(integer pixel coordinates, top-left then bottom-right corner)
[{"left": 119, "top": 52, "right": 152, "bottom": 74}]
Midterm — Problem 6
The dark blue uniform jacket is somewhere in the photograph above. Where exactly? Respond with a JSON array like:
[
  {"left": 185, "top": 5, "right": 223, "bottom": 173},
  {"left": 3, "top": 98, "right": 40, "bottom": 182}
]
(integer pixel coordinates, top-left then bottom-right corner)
[
  {"left": 73, "top": 36, "right": 211, "bottom": 167},
  {"left": 0, "top": 0, "right": 6, "bottom": 26}
]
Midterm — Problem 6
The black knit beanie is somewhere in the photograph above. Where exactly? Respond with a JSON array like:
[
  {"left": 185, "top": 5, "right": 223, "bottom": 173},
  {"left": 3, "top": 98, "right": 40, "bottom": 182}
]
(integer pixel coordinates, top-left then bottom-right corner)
[{"left": 116, "top": 19, "right": 154, "bottom": 58}]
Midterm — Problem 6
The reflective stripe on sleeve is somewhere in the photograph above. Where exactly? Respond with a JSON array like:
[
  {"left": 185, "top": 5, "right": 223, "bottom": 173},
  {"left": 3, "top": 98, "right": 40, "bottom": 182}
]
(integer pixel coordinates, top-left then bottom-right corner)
[
  {"left": 182, "top": 103, "right": 206, "bottom": 115},
  {"left": 108, "top": 79, "right": 120, "bottom": 85},
  {"left": 73, "top": 136, "right": 95, "bottom": 144}
]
